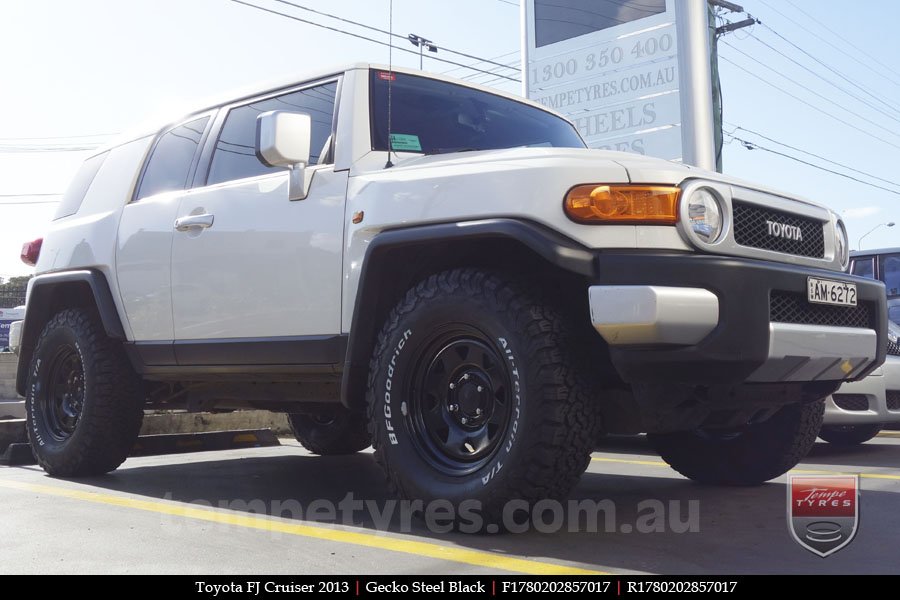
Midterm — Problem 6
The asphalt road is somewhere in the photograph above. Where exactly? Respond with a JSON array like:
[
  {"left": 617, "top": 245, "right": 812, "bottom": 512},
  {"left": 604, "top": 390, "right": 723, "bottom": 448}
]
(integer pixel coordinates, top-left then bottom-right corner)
[{"left": 1, "top": 432, "right": 898, "bottom": 574}]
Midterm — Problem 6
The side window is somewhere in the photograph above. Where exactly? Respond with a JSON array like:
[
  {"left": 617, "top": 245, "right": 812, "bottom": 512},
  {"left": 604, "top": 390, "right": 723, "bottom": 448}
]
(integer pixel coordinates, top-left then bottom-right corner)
[
  {"left": 850, "top": 258, "right": 875, "bottom": 279},
  {"left": 880, "top": 254, "right": 900, "bottom": 297},
  {"left": 136, "top": 116, "right": 210, "bottom": 200},
  {"left": 206, "top": 81, "right": 337, "bottom": 186}
]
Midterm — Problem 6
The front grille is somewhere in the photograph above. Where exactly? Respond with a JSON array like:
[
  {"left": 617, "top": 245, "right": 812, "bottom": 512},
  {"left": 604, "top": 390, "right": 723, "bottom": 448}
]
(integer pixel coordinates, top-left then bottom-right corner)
[
  {"left": 770, "top": 292, "right": 872, "bottom": 328},
  {"left": 733, "top": 201, "right": 825, "bottom": 258},
  {"left": 888, "top": 337, "right": 900, "bottom": 357},
  {"left": 833, "top": 394, "right": 869, "bottom": 411},
  {"left": 887, "top": 391, "right": 900, "bottom": 411}
]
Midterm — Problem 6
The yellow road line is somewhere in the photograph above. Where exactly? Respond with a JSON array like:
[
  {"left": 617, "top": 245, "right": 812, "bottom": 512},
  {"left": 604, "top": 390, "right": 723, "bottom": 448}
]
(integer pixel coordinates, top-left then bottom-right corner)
[
  {"left": 877, "top": 430, "right": 900, "bottom": 437},
  {"left": 0, "top": 479, "right": 605, "bottom": 575},
  {"left": 590, "top": 456, "right": 900, "bottom": 482}
]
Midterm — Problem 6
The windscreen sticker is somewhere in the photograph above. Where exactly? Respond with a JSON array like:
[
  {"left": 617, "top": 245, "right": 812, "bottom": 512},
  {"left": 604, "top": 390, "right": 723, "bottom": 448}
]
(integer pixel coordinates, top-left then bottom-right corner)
[{"left": 389, "top": 133, "right": 422, "bottom": 152}]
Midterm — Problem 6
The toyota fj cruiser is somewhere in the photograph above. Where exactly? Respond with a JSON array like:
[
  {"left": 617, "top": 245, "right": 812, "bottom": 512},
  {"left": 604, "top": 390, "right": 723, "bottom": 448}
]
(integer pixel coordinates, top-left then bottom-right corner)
[{"left": 10, "top": 64, "right": 886, "bottom": 525}]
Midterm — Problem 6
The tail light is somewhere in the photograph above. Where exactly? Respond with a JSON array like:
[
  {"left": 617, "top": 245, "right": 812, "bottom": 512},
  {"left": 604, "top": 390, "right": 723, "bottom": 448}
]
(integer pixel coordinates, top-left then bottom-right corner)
[{"left": 21, "top": 238, "right": 42, "bottom": 266}]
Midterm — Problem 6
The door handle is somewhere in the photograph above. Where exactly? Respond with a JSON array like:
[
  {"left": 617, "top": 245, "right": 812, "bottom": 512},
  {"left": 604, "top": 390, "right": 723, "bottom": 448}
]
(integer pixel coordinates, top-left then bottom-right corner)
[{"left": 174, "top": 213, "right": 215, "bottom": 231}]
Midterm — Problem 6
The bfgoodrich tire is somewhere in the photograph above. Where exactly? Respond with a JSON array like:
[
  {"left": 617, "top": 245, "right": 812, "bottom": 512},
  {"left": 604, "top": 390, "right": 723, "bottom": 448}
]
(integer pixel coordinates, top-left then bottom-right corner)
[
  {"left": 26, "top": 308, "right": 144, "bottom": 477},
  {"left": 367, "top": 269, "right": 596, "bottom": 530},
  {"left": 818, "top": 423, "right": 882, "bottom": 445},
  {"left": 649, "top": 400, "right": 825, "bottom": 485},
  {"left": 287, "top": 408, "right": 370, "bottom": 455}
]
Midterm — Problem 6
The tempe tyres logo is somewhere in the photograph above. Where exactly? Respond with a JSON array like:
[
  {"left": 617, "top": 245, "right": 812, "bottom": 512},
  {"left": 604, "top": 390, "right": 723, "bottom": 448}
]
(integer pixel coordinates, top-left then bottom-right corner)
[{"left": 788, "top": 475, "right": 859, "bottom": 557}]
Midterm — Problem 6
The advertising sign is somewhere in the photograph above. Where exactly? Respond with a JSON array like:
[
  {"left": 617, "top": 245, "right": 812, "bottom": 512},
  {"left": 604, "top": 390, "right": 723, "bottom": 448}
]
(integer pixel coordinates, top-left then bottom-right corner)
[
  {"left": 522, "top": 0, "right": 716, "bottom": 168},
  {"left": 0, "top": 307, "right": 24, "bottom": 349}
]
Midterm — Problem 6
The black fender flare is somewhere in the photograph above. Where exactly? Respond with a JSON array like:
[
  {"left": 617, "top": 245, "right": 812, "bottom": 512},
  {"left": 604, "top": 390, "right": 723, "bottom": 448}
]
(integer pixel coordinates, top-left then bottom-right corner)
[
  {"left": 340, "top": 218, "right": 594, "bottom": 408},
  {"left": 15, "top": 269, "right": 126, "bottom": 396}
]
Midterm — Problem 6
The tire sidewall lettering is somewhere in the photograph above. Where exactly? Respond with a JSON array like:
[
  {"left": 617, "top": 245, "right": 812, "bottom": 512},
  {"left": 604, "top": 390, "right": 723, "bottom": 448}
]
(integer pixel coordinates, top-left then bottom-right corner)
[{"left": 382, "top": 328, "right": 412, "bottom": 446}]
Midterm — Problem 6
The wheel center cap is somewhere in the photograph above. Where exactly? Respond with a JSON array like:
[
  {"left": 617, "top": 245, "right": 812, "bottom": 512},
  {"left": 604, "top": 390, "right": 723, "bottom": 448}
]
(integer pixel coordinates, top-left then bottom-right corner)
[{"left": 449, "top": 371, "right": 492, "bottom": 426}]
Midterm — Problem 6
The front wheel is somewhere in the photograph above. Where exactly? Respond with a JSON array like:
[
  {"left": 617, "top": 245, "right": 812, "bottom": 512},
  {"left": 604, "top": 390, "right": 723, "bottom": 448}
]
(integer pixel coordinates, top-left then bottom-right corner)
[
  {"left": 818, "top": 423, "right": 882, "bottom": 445},
  {"left": 649, "top": 400, "right": 825, "bottom": 485},
  {"left": 367, "top": 269, "right": 596, "bottom": 529},
  {"left": 26, "top": 308, "right": 144, "bottom": 476}
]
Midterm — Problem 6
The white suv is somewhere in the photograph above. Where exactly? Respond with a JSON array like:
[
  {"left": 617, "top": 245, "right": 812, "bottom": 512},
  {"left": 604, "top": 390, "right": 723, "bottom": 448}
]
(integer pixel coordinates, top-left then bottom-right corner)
[{"left": 10, "top": 64, "right": 886, "bottom": 528}]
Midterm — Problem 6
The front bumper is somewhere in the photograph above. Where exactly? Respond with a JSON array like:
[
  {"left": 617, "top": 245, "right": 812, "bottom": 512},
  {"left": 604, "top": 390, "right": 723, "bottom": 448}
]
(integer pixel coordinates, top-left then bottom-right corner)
[
  {"left": 824, "top": 356, "right": 900, "bottom": 425},
  {"left": 589, "top": 253, "right": 886, "bottom": 385}
]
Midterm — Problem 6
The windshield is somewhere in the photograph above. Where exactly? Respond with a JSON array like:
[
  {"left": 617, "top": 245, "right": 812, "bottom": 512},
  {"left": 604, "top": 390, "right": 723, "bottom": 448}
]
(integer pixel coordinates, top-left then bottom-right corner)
[{"left": 370, "top": 70, "right": 586, "bottom": 155}]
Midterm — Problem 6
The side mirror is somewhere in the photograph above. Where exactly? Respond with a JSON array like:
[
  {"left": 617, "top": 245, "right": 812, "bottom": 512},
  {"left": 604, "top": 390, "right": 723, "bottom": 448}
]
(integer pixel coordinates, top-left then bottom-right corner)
[{"left": 256, "top": 111, "right": 313, "bottom": 200}]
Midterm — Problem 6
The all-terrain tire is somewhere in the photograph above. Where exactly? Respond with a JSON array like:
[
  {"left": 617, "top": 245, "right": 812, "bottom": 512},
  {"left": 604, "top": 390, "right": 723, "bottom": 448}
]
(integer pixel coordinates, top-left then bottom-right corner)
[
  {"left": 818, "top": 423, "right": 882, "bottom": 445},
  {"left": 367, "top": 268, "right": 596, "bottom": 530},
  {"left": 26, "top": 308, "right": 144, "bottom": 476},
  {"left": 649, "top": 400, "right": 825, "bottom": 485},
  {"left": 287, "top": 408, "right": 370, "bottom": 455}
]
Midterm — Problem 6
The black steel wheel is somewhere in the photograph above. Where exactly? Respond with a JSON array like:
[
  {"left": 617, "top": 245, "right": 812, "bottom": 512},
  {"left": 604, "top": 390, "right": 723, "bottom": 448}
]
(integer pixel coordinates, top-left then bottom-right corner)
[
  {"left": 367, "top": 269, "right": 597, "bottom": 530},
  {"left": 26, "top": 308, "right": 143, "bottom": 476}
]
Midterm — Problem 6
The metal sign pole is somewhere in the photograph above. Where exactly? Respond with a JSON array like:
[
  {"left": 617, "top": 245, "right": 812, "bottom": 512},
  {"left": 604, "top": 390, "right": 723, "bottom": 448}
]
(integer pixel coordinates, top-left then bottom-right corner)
[{"left": 676, "top": 0, "right": 717, "bottom": 171}]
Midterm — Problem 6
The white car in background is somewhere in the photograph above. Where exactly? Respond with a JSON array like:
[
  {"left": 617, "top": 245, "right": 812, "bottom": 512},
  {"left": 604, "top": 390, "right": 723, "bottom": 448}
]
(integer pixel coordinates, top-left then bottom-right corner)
[{"left": 820, "top": 251, "right": 900, "bottom": 444}]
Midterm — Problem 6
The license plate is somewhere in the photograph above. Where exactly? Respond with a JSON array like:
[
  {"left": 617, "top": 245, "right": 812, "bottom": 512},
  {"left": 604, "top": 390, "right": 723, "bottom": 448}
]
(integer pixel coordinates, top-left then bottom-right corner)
[{"left": 807, "top": 277, "right": 857, "bottom": 307}]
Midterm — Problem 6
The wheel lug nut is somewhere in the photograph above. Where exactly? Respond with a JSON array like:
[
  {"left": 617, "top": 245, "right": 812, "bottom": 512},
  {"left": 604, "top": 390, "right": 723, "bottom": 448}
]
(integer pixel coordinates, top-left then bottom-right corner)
[
  {"left": 462, "top": 373, "right": 470, "bottom": 380},
  {"left": 449, "top": 382, "right": 456, "bottom": 390},
  {"left": 449, "top": 404, "right": 458, "bottom": 412},
  {"left": 461, "top": 417, "right": 468, "bottom": 424},
  {"left": 476, "top": 408, "right": 482, "bottom": 416},
  {"left": 476, "top": 385, "right": 483, "bottom": 392}
]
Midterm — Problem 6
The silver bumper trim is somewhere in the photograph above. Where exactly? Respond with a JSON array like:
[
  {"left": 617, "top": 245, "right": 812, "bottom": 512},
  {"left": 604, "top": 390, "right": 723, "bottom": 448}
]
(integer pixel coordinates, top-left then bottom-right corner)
[
  {"left": 589, "top": 285, "right": 719, "bottom": 346},
  {"left": 748, "top": 323, "right": 877, "bottom": 383}
]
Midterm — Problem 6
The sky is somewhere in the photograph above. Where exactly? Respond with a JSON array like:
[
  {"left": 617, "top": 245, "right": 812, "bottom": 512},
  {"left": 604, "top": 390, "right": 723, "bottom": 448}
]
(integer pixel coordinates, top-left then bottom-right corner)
[{"left": 0, "top": 0, "right": 898, "bottom": 278}]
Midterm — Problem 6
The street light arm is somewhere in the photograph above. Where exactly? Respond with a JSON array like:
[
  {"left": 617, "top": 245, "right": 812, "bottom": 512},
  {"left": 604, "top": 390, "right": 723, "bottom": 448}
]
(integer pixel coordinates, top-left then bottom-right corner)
[{"left": 858, "top": 222, "right": 896, "bottom": 250}]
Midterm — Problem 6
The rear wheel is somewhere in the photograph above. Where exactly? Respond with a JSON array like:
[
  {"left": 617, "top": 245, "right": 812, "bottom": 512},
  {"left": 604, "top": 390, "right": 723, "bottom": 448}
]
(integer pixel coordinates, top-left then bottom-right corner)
[
  {"left": 367, "top": 269, "right": 596, "bottom": 530},
  {"left": 818, "top": 423, "right": 882, "bottom": 445},
  {"left": 26, "top": 308, "right": 143, "bottom": 476},
  {"left": 649, "top": 400, "right": 824, "bottom": 485},
  {"left": 287, "top": 408, "right": 370, "bottom": 455}
]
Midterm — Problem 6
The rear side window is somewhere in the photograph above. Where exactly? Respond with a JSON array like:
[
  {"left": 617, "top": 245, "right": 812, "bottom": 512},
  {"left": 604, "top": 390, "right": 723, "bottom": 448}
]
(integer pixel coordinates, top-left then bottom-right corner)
[
  {"left": 53, "top": 152, "right": 108, "bottom": 219},
  {"left": 850, "top": 257, "right": 875, "bottom": 279},
  {"left": 136, "top": 116, "right": 210, "bottom": 201},
  {"left": 206, "top": 81, "right": 337, "bottom": 186}
]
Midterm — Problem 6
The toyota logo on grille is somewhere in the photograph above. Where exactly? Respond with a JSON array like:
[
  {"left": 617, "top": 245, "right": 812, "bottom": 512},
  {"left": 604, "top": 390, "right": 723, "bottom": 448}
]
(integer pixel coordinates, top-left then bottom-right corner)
[{"left": 766, "top": 220, "right": 803, "bottom": 241}]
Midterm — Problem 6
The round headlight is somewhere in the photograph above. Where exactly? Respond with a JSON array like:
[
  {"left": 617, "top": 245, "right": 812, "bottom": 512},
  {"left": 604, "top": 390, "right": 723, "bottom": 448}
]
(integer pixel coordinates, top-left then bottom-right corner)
[
  {"left": 687, "top": 188, "right": 723, "bottom": 243},
  {"left": 835, "top": 219, "right": 849, "bottom": 267}
]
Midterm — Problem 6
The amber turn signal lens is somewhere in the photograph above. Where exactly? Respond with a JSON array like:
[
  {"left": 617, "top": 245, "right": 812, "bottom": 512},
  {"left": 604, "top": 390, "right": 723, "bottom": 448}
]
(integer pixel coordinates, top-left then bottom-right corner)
[{"left": 564, "top": 185, "right": 680, "bottom": 224}]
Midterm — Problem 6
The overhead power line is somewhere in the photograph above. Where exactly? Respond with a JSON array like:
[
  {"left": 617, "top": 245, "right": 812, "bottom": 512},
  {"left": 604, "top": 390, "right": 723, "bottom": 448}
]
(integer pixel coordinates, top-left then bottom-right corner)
[
  {"left": 272, "top": 0, "right": 520, "bottom": 73},
  {"left": 441, "top": 49, "right": 519, "bottom": 76},
  {"left": 743, "top": 32, "right": 900, "bottom": 126},
  {"left": 756, "top": 20, "right": 900, "bottom": 118},
  {"left": 778, "top": 0, "right": 900, "bottom": 90},
  {"left": 727, "top": 133, "right": 900, "bottom": 198},
  {"left": 719, "top": 55, "right": 900, "bottom": 153},
  {"left": 228, "top": 0, "right": 520, "bottom": 82},
  {"left": 721, "top": 41, "right": 900, "bottom": 139},
  {"left": 760, "top": 0, "right": 900, "bottom": 87},
  {"left": 725, "top": 124, "right": 900, "bottom": 191}
]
